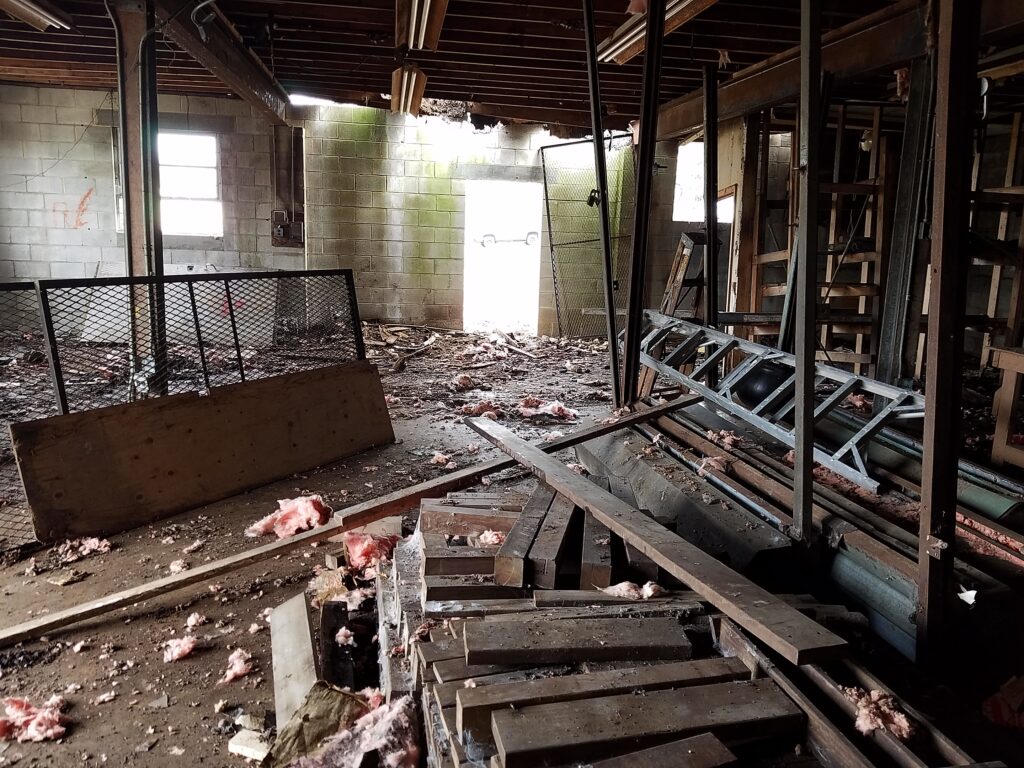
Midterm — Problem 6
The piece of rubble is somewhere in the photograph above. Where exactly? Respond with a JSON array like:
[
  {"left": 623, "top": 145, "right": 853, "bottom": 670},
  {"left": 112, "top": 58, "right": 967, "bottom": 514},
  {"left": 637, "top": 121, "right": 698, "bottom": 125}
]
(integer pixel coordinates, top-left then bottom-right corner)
[
  {"left": 234, "top": 714, "right": 264, "bottom": 732},
  {"left": 46, "top": 569, "right": 87, "bottom": 587},
  {"left": 53, "top": 537, "right": 111, "bottom": 565},
  {"left": 168, "top": 559, "right": 189, "bottom": 574},
  {"left": 147, "top": 694, "right": 169, "bottom": 710}
]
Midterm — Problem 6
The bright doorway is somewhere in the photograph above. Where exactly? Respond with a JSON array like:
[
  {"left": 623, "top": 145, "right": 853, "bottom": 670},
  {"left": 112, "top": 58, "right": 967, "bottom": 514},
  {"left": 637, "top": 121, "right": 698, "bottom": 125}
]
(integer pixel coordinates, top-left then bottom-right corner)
[{"left": 463, "top": 180, "right": 542, "bottom": 335}]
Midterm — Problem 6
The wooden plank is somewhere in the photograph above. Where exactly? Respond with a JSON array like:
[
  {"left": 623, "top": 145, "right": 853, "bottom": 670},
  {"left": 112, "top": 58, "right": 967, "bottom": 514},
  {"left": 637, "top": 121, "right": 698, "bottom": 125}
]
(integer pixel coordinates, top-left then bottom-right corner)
[
  {"left": 433, "top": 657, "right": 526, "bottom": 683},
  {"left": 422, "top": 544, "right": 497, "bottom": 576},
  {"left": 13, "top": 361, "right": 394, "bottom": 541},
  {"left": 423, "top": 598, "right": 537, "bottom": 619},
  {"left": 422, "top": 575, "right": 527, "bottom": 602},
  {"left": 533, "top": 590, "right": 697, "bottom": 607},
  {"left": 451, "top": 602, "right": 706, "bottom": 628},
  {"left": 445, "top": 492, "right": 528, "bottom": 511},
  {"left": 0, "top": 397, "right": 699, "bottom": 649},
  {"left": 465, "top": 418, "right": 847, "bottom": 665},
  {"left": 434, "top": 667, "right": 572, "bottom": 708},
  {"left": 527, "top": 493, "right": 577, "bottom": 589},
  {"left": 589, "top": 733, "right": 736, "bottom": 767},
  {"left": 463, "top": 617, "right": 692, "bottom": 665},
  {"left": 417, "top": 639, "right": 464, "bottom": 667},
  {"left": 270, "top": 593, "right": 320, "bottom": 729},
  {"left": 319, "top": 598, "right": 354, "bottom": 689},
  {"left": 419, "top": 502, "right": 521, "bottom": 536},
  {"left": 494, "top": 486, "right": 555, "bottom": 587},
  {"left": 491, "top": 678, "right": 803, "bottom": 768},
  {"left": 457, "top": 657, "right": 749, "bottom": 746},
  {"left": 580, "top": 511, "right": 614, "bottom": 588}
]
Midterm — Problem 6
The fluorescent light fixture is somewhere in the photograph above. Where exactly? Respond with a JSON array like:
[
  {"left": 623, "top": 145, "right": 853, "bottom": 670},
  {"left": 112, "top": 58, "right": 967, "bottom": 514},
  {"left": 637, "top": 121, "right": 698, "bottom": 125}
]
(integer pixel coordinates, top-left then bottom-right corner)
[
  {"left": 597, "top": 0, "right": 712, "bottom": 64},
  {"left": 397, "top": 0, "right": 449, "bottom": 51},
  {"left": 391, "top": 64, "right": 427, "bottom": 116},
  {"left": 0, "top": 0, "right": 72, "bottom": 30}
]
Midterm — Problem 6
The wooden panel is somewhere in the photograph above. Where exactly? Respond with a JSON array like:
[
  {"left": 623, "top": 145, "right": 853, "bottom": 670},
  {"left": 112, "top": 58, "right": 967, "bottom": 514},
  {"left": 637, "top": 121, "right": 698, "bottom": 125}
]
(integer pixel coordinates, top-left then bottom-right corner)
[
  {"left": 589, "top": 733, "right": 736, "bottom": 768},
  {"left": 12, "top": 361, "right": 394, "bottom": 540},
  {"left": 419, "top": 501, "right": 521, "bottom": 536},
  {"left": 533, "top": 590, "right": 698, "bottom": 608},
  {"left": 466, "top": 418, "right": 847, "bottom": 664},
  {"left": 421, "top": 575, "right": 527, "bottom": 602},
  {"left": 527, "top": 493, "right": 577, "bottom": 588},
  {"left": 494, "top": 485, "right": 555, "bottom": 587},
  {"left": 270, "top": 593, "right": 320, "bottom": 729},
  {"left": 422, "top": 543, "right": 497, "bottom": 576},
  {"left": 492, "top": 678, "right": 803, "bottom": 768},
  {"left": 580, "top": 510, "right": 614, "bottom": 589},
  {"left": 463, "top": 617, "right": 692, "bottom": 665},
  {"left": 433, "top": 657, "right": 525, "bottom": 683},
  {"left": 457, "top": 657, "right": 749, "bottom": 745},
  {"left": 423, "top": 598, "right": 537, "bottom": 619}
]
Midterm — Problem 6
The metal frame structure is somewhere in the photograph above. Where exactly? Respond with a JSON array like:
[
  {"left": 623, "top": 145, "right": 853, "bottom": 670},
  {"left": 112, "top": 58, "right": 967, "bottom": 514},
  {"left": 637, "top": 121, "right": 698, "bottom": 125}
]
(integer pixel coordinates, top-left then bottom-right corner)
[{"left": 638, "top": 310, "right": 926, "bottom": 492}]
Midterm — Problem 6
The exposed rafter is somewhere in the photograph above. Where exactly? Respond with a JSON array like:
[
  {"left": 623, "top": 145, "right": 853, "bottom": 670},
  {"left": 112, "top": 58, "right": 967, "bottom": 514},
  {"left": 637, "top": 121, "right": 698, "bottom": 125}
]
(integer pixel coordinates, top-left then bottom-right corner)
[
  {"left": 395, "top": 0, "right": 449, "bottom": 51},
  {"left": 596, "top": 0, "right": 717, "bottom": 65}
]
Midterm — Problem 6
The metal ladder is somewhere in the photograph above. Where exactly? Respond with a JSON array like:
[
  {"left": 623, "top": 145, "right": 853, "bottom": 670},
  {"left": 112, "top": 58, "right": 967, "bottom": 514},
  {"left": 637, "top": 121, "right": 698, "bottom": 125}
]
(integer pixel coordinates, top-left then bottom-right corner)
[{"left": 638, "top": 310, "right": 926, "bottom": 492}]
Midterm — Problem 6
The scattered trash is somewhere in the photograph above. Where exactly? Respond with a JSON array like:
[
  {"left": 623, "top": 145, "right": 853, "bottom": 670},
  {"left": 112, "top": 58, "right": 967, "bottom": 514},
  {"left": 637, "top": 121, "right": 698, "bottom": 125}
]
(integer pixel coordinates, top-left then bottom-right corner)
[
  {"left": 288, "top": 695, "right": 419, "bottom": 768},
  {"left": 163, "top": 636, "right": 196, "bottom": 663},
  {"left": 245, "top": 495, "right": 331, "bottom": 539},
  {"left": 218, "top": 649, "right": 253, "bottom": 684},
  {"left": 460, "top": 400, "right": 501, "bottom": 419},
  {"left": 147, "top": 694, "right": 169, "bottom": 710},
  {"left": 517, "top": 397, "right": 578, "bottom": 421},
  {"left": 53, "top": 537, "right": 111, "bottom": 565}
]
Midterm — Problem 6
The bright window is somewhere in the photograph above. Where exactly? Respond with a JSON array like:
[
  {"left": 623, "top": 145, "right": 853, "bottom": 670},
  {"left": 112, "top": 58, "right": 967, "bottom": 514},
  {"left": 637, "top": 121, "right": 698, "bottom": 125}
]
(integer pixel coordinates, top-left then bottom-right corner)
[
  {"left": 158, "top": 132, "right": 223, "bottom": 237},
  {"left": 672, "top": 141, "right": 735, "bottom": 224}
]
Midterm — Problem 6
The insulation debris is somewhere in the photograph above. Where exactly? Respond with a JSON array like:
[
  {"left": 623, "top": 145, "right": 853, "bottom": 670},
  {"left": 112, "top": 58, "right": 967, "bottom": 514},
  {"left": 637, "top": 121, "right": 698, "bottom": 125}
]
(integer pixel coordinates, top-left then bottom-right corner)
[
  {"left": 287, "top": 694, "right": 419, "bottom": 768},
  {"left": 841, "top": 687, "right": 914, "bottom": 740},
  {"left": 461, "top": 400, "right": 500, "bottom": 419},
  {"left": 429, "top": 451, "right": 451, "bottom": 466},
  {"left": 218, "top": 649, "right": 253, "bottom": 684},
  {"left": 449, "top": 374, "right": 474, "bottom": 391},
  {"left": 0, "top": 696, "right": 67, "bottom": 743},
  {"left": 163, "top": 636, "right": 196, "bottom": 663},
  {"left": 168, "top": 559, "right": 189, "bottom": 574},
  {"left": 186, "top": 613, "right": 207, "bottom": 630},
  {"left": 697, "top": 455, "right": 731, "bottom": 477},
  {"left": 705, "top": 429, "right": 742, "bottom": 449},
  {"left": 844, "top": 393, "right": 873, "bottom": 413},
  {"left": 245, "top": 495, "right": 331, "bottom": 539},
  {"left": 335, "top": 627, "right": 356, "bottom": 647},
  {"left": 518, "top": 398, "right": 578, "bottom": 421},
  {"left": 567, "top": 463, "right": 588, "bottom": 475},
  {"left": 343, "top": 532, "right": 400, "bottom": 571},
  {"left": 182, "top": 539, "right": 205, "bottom": 554},
  {"left": 93, "top": 691, "right": 117, "bottom": 705},
  {"left": 466, "top": 442, "right": 481, "bottom": 455},
  {"left": 598, "top": 581, "right": 666, "bottom": 600},
  {"left": 53, "top": 537, "right": 111, "bottom": 565},
  {"left": 983, "top": 676, "right": 1024, "bottom": 729},
  {"left": 477, "top": 530, "right": 506, "bottom": 547}
]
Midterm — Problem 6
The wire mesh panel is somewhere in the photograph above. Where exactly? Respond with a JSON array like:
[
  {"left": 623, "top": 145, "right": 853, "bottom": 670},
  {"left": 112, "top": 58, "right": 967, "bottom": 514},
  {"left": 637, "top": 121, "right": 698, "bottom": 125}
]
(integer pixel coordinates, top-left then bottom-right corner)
[
  {"left": 541, "top": 134, "right": 636, "bottom": 339},
  {"left": 35, "top": 269, "right": 364, "bottom": 413},
  {"left": 0, "top": 284, "right": 53, "bottom": 550}
]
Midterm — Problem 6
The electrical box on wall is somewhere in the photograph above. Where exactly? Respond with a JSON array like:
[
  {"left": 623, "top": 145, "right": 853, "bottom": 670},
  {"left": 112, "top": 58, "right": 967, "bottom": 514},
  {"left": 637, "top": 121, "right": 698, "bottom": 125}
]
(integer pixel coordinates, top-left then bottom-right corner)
[
  {"left": 271, "top": 210, "right": 304, "bottom": 248},
  {"left": 271, "top": 125, "right": 305, "bottom": 248}
]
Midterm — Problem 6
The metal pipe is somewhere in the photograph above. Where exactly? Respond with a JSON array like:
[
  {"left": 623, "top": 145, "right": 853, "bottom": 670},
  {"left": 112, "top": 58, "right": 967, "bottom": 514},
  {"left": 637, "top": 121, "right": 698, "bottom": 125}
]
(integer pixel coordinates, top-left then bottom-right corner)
[
  {"left": 702, "top": 64, "right": 718, "bottom": 333},
  {"left": 793, "top": 0, "right": 820, "bottom": 541},
  {"left": 582, "top": 0, "right": 623, "bottom": 407},
  {"left": 621, "top": 0, "right": 665, "bottom": 403}
]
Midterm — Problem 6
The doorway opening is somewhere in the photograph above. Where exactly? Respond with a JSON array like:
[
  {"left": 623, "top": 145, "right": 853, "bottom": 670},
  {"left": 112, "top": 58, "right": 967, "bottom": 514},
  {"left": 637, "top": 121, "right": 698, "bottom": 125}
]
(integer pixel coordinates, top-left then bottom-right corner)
[{"left": 463, "top": 180, "right": 542, "bottom": 335}]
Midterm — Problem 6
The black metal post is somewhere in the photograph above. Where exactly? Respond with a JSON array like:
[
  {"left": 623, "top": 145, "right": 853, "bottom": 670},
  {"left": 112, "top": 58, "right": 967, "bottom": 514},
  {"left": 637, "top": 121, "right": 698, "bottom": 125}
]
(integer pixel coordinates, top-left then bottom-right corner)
[
  {"left": 539, "top": 148, "right": 565, "bottom": 337},
  {"left": 35, "top": 284, "right": 69, "bottom": 415},
  {"left": 224, "top": 280, "right": 246, "bottom": 382},
  {"left": 793, "top": 0, "right": 820, "bottom": 542},
  {"left": 187, "top": 281, "right": 211, "bottom": 392},
  {"left": 703, "top": 64, "right": 719, "bottom": 332},
  {"left": 582, "top": 0, "right": 623, "bottom": 407},
  {"left": 621, "top": 0, "right": 666, "bottom": 404},
  {"left": 345, "top": 274, "right": 367, "bottom": 360}
]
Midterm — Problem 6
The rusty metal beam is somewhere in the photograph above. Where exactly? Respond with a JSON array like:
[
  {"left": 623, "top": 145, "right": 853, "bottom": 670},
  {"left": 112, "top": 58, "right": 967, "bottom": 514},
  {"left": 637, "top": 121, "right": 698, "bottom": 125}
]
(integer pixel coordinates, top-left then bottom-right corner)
[
  {"left": 155, "top": 0, "right": 288, "bottom": 125},
  {"left": 917, "top": 0, "right": 979, "bottom": 669},
  {"left": 657, "top": 0, "right": 1023, "bottom": 140}
]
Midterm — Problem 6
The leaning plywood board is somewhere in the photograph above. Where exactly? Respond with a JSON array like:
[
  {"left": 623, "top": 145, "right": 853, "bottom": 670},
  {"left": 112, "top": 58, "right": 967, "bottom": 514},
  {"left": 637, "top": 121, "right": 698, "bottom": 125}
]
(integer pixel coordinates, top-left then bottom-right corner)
[
  {"left": 589, "top": 733, "right": 736, "bottom": 768},
  {"left": 466, "top": 417, "right": 848, "bottom": 665},
  {"left": 13, "top": 360, "right": 394, "bottom": 540},
  {"left": 456, "top": 657, "right": 749, "bottom": 745},
  {"left": 491, "top": 678, "right": 802, "bottom": 768},
  {"left": 0, "top": 397, "right": 698, "bottom": 648},
  {"left": 463, "top": 617, "right": 692, "bottom": 665},
  {"left": 270, "top": 593, "right": 321, "bottom": 728}
]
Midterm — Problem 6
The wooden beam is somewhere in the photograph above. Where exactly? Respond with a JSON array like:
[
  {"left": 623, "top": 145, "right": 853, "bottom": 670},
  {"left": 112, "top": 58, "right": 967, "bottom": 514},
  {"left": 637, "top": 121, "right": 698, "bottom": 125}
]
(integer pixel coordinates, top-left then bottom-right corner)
[
  {"left": 0, "top": 397, "right": 699, "bottom": 648},
  {"left": 527, "top": 493, "right": 577, "bottom": 589},
  {"left": 599, "top": 0, "right": 719, "bottom": 65},
  {"left": 465, "top": 418, "right": 848, "bottom": 664},
  {"left": 917, "top": 0, "right": 978, "bottom": 669},
  {"left": 155, "top": 0, "right": 288, "bottom": 125},
  {"left": 589, "top": 733, "right": 736, "bottom": 768},
  {"left": 468, "top": 101, "right": 631, "bottom": 131},
  {"left": 395, "top": 0, "right": 449, "bottom": 51},
  {"left": 493, "top": 485, "right": 555, "bottom": 587}
]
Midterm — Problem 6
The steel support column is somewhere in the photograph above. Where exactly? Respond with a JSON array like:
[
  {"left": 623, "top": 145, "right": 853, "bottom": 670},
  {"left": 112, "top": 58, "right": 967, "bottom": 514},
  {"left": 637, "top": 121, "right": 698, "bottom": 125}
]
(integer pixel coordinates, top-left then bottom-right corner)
[
  {"left": 793, "top": 0, "right": 820, "bottom": 542},
  {"left": 703, "top": 64, "right": 719, "bottom": 332},
  {"left": 582, "top": 0, "right": 622, "bottom": 407},
  {"left": 917, "top": 0, "right": 979, "bottom": 668},
  {"left": 622, "top": 0, "right": 666, "bottom": 403}
]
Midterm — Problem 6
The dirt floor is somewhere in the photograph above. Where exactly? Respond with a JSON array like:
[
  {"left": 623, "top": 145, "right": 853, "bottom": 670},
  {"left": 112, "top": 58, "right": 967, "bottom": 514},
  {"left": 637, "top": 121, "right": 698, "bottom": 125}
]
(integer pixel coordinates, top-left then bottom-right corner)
[{"left": 0, "top": 326, "right": 613, "bottom": 766}]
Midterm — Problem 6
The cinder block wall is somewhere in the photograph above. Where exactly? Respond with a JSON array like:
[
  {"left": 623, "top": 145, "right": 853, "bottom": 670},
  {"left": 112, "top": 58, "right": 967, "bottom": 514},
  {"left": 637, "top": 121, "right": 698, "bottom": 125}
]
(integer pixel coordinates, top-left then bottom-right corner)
[{"left": 0, "top": 84, "right": 300, "bottom": 281}]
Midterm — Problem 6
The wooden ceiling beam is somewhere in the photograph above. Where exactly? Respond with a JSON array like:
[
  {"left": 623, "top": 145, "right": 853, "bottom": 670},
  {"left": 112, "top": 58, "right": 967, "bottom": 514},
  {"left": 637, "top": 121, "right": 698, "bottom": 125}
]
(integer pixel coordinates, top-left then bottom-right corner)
[
  {"left": 599, "top": 0, "right": 719, "bottom": 65},
  {"left": 467, "top": 100, "right": 630, "bottom": 130}
]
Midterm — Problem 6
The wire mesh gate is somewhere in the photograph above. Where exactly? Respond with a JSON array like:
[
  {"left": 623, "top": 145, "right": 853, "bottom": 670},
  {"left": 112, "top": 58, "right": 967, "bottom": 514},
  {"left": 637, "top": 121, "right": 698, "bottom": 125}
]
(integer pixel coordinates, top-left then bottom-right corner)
[
  {"left": 0, "top": 269, "right": 365, "bottom": 552},
  {"left": 540, "top": 133, "right": 636, "bottom": 339}
]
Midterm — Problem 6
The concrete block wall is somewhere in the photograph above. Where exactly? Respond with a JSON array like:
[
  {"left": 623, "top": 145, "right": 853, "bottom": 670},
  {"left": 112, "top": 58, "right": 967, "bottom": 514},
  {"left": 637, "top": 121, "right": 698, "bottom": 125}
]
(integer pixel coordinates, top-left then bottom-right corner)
[
  {"left": 0, "top": 84, "right": 301, "bottom": 282},
  {"left": 289, "top": 104, "right": 558, "bottom": 332}
]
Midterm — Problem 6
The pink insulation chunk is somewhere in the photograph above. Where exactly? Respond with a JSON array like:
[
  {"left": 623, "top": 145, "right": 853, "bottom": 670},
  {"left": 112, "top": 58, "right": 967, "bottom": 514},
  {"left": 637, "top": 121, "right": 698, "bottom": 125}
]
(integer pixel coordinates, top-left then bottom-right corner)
[
  {"left": 245, "top": 495, "right": 331, "bottom": 539},
  {"left": 598, "top": 581, "right": 666, "bottom": 601},
  {"left": 218, "top": 649, "right": 253, "bottom": 684},
  {"left": 185, "top": 612, "right": 207, "bottom": 630},
  {"left": 841, "top": 687, "right": 914, "bottom": 740},
  {"left": 517, "top": 398, "right": 578, "bottom": 421},
  {"left": 343, "top": 532, "right": 400, "bottom": 571},
  {"left": 335, "top": 627, "right": 356, "bottom": 647},
  {"left": 461, "top": 400, "right": 501, "bottom": 418},
  {"left": 288, "top": 695, "right": 419, "bottom": 768},
  {"left": 477, "top": 530, "right": 505, "bottom": 547},
  {"left": 53, "top": 537, "right": 111, "bottom": 565},
  {"left": 0, "top": 696, "right": 67, "bottom": 742},
  {"left": 163, "top": 636, "right": 196, "bottom": 663}
]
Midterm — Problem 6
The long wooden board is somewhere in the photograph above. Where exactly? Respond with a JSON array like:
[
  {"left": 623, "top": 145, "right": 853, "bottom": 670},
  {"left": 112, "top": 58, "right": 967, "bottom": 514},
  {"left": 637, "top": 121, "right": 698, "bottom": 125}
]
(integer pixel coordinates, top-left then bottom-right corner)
[
  {"left": 580, "top": 511, "right": 613, "bottom": 588},
  {"left": 463, "top": 617, "right": 692, "bottom": 665},
  {"left": 533, "top": 590, "right": 698, "bottom": 608},
  {"left": 466, "top": 418, "right": 847, "bottom": 665},
  {"left": 494, "top": 486, "right": 555, "bottom": 586},
  {"left": 418, "top": 502, "right": 520, "bottom": 536},
  {"left": 527, "top": 493, "right": 577, "bottom": 588},
  {"left": 421, "top": 575, "right": 527, "bottom": 602},
  {"left": 456, "top": 657, "right": 749, "bottom": 744},
  {"left": 13, "top": 361, "right": 394, "bottom": 540},
  {"left": 491, "top": 678, "right": 802, "bottom": 768},
  {"left": 270, "top": 593, "right": 320, "bottom": 728},
  {"left": 0, "top": 397, "right": 698, "bottom": 648},
  {"left": 589, "top": 733, "right": 736, "bottom": 768}
]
